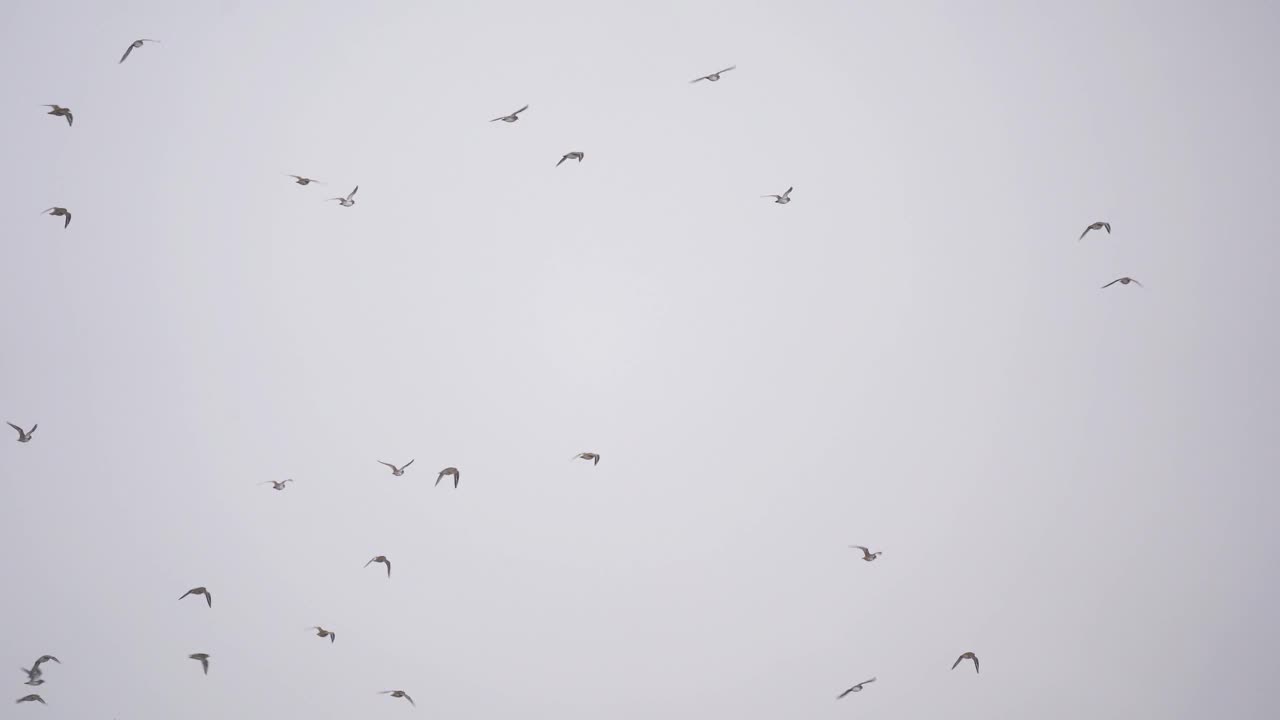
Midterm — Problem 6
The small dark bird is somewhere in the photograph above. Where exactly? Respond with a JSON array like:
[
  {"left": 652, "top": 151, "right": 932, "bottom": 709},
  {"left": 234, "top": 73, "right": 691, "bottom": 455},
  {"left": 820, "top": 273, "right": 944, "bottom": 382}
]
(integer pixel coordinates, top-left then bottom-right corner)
[
  {"left": 836, "top": 677, "right": 876, "bottom": 699},
  {"left": 1079, "top": 221, "right": 1111, "bottom": 241},
  {"left": 260, "top": 479, "right": 293, "bottom": 491},
  {"left": 119, "top": 39, "right": 159, "bottom": 64},
  {"left": 43, "top": 105, "right": 73, "bottom": 126},
  {"left": 378, "top": 460, "right": 414, "bottom": 476},
  {"left": 365, "top": 555, "right": 392, "bottom": 578},
  {"left": 762, "top": 187, "right": 793, "bottom": 204},
  {"left": 330, "top": 186, "right": 358, "bottom": 207},
  {"left": 7, "top": 422, "right": 37, "bottom": 443},
  {"left": 16, "top": 694, "right": 46, "bottom": 705},
  {"left": 287, "top": 175, "right": 320, "bottom": 186},
  {"left": 311, "top": 626, "right": 336, "bottom": 643},
  {"left": 42, "top": 207, "right": 71, "bottom": 228},
  {"left": 380, "top": 690, "right": 415, "bottom": 706},
  {"left": 557, "top": 151, "right": 584, "bottom": 167},
  {"left": 952, "top": 652, "right": 979, "bottom": 674},
  {"left": 490, "top": 105, "right": 528, "bottom": 123},
  {"left": 436, "top": 467, "right": 460, "bottom": 488},
  {"left": 691, "top": 65, "right": 736, "bottom": 83},
  {"left": 30, "top": 656, "right": 59, "bottom": 673},
  {"left": 179, "top": 586, "right": 213, "bottom": 607},
  {"left": 849, "top": 545, "right": 882, "bottom": 561},
  {"left": 573, "top": 452, "right": 601, "bottom": 466},
  {"left": 1102, "top": 276, "right": 1143, "bottom": 289},
  {"left": 188, "top": 653, "right": 210, "bottom": 675}
]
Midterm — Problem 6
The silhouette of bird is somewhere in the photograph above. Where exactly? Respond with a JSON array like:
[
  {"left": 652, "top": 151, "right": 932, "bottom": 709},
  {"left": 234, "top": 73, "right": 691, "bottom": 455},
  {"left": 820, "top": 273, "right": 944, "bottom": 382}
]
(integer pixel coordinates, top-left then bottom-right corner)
[
  {"left": 1079, "top": 221, "right": 1111, "bottom": 240},
  {"left": 188, "top": 653, "right": 210, "bottom": 675},
  {"left": 260, "top": 479, "right": 293, "bottom": 491},
  {"left": 329, "top": 186, "right": 358, "bottom": 207},
  {"left": 29, "top": 656, "right": 59, "bottom": 673},
  {"left": 1102, "top": 276, "right": 1143, "bottom": 289},
  {"left": 836, "top": 677, "right": 876, "bottom": 698},
  {"left": 762, "top": 187, "right": 793, "bottom": 204},
  {"left": 380, "top": 690, "right": 415, "bottom": 706},
  {"left": 179, "top": 586, "right": 212, "bottom": 607},
  {"left": 849, "top": 545, "right": 882, "bottom": 561},
  {"left": 691, "top": 65, "right": 736, "bottom": 83},
  {"left": 490, "top": 105, "right": 528, "bottom": 123},
  {"left": 310, "top": 626, "right": 336, "bottom": 643},
  {"left": 42, "top": 207, "right": 71, "bottom": 228},
  {"left": 43, "top": 105, "right": 73, "bottom": 126},
  {"left": 7, "top": 422, "right": 37, "bottom": 443},
  {"left": 573, "top": 452, "right": 601, "bottom": 466},
  {"left": 365, "top": 556, "right": 392, "bottom": 578},
  {"left": 287, "top": 175, "right": 320, "bottom": 186},
  {"left": 952, "top": 652, "right": 979, "bottom": 673},
  {"left": 557, "top": 151, "right": 584, "bottom": 167},
  {"left": 436, "top": 467, "right": 460, "bottom": 488},
  {"left": 16, "top": 694, "right": 45, "bottom": 705},
  {"left": 378, "top": 460, "right": 414, "bottom": 476},
  {"left": 119, "top": 39, "right": 159, "bottom": 64}
]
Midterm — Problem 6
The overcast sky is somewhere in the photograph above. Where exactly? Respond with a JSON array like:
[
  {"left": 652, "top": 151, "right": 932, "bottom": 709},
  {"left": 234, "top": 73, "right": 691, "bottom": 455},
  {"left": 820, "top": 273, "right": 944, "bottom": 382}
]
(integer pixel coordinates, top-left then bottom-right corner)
[{"left": 2, "top": 1, "right": 1278, "bottom": 718}]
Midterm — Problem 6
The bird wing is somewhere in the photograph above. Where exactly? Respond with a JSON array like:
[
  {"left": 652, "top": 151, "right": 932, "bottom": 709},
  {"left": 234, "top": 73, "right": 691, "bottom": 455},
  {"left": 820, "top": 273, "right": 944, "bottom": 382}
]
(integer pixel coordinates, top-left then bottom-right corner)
[
  {"left": 593, "top": 455, "right": 600, "bottom": 465},
  {"left": 347, "top": 186, "right": 359, "bottom": 201},
  {"left": 1101, "top": 279, "right": 1120, "bottom": 288},
  {"left": 973, "top": 656, "right": 979, "bottom": 673},
  {"left": 690, "top": 75, "right": 709, "bottom": 83},
  {"left": 1103, "top": 222, "right": 1111, "bottom": 233},
  {"left": 1131, "top": 278, "right": 1144, "bottom": 287},
  {"left": 435, "top": 471, "right": 444, "bottom": 487},
  {"left": 1078, "top": 227, "right": 1090, "bottom": 241},
  {"left": 557, "top": 156, "right": 567, "bottom": 167},
  {"left": 330, "top": 632, "right": 335, "bottom": 642},
  {"left": 784, "top": 187, "right": 793, "bottom": 197},
  {"left": 364, "top": 558, "right": 376, "bottom": 567},
  {"left": 402, "top": 458, "right": 414, "bottom": 469},
  {"left": 836, "top": 687, "right": 855, "bottom": 699},
  {"left": 385, "top": 558, "right": 392, "bottom": 577},
  {"left": 179, "top": 589, "right": 193, "bottom": 599},
  {"left": 7, "top": 422, "right": 23, "bottom": 437},
  {"left": 718, "top": 65, "right": 737, "bottom": 74},
  {"left": 951, "top": 655, "right": 963, "bottom": 669},
  {"left": 120, "top": 44, "right": 134, "bottom": 63},
  {"left": 64, "top": 212, "right": 71, "bottom": 228},
  {"left": 66, "top": 113, "right": 73, "bottom": 126},
  {"left": 490, "top": 115, "right": 506, "bottom": 122},
  {"left": 513, "top": 105, "right": 529, "bottom": 115},
  {"left": 205, "top": 590, "right": 212, "bottom": 607},
  {"left": 200, "top": 657, "right": 209, "bottom": 674},
  {"left": 404, "top": 693, "right": 415, "bottom": 706},
  {"left": 378, "top": 461, "right": 397, "bottom": 471}
]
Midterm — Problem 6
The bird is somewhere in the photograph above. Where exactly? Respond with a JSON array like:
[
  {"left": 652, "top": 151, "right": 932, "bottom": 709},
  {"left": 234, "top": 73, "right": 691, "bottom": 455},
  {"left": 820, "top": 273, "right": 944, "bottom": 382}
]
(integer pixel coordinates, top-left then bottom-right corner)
[
  {"left": 378, "top": 460, "right": 414, "bottom": 476},
  {"left": 836, "top": 677, "right": 876, "bottom": 699},
  {"left": 287, "top": 175, "right": 321, "bottom": 186},
  {"left": 42, "top": 207, "right": 72, "bottom": 228},
  {"left": 29, "top": 656, "right": 59, "bottom": 673},
  {"left": 691, "top": 65, "right": 736, "bottom": 83},
  {"left": 365, "top": 555, "right": 392, "bottom": 578},
  {"left": 20, "top": 665, "right": 43, "bottom": 686},
  {"left": 490, "top": 104, "right": 528, "bottom": 123},
  {"left": 188, "top": 653, "right": 210, "bottom": 675},
  {"left": 1078, "top": 221, "right": 1111, "bottom": 240},
  {"left": 119, "top": 39, "right": 159, "bottom": 64},
  {"left": 952, "top": 652, "right": 979, "bottom": 673},
  {"left": 329, "top": 186, "right": 358, "bottom": 207},
  {"left": 573, "top": 452, "right": 601, "bottom": 466},
  {"left": 43, "top": 105, "right": 73, "bottom": 126},
  {"left": 179, "top": 586, "right": 213, "bottom": 607},
  {"left": 380, "top": 690, "right": 415, "bottom": 706},
  {"left": 556, "top": 151, "right": 584, "bottom": 167},
  {"left": 7, "top": 422, "right": 37, "bottom": 443},
  {"left": 762, "top": 187, "right": 793, "bottom": 204},
  {"left": 849, "top": 545, "right": 882, "bottom": 561},
  {"left": 310, "top": 626, "right": 336, "bottom": 643},
  {"left": 260, "top": 479, "right": 293, "bottom": 491},
  {"left": 1102, "top": 276, "right": 1143, "bottom": 289},
  {"left": 15, "top": 695, "right": 45, "bottom": 705},
  {"left": 436, "top": 467, "right": 460, "bottom": 488}
]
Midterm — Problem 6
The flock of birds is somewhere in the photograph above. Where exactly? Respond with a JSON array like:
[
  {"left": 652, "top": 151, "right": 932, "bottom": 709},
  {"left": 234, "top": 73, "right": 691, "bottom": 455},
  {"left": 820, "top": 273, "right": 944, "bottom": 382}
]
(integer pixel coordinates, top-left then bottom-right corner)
[{"left": 11, "top": 33, "right": 1146, "bottom": 712}]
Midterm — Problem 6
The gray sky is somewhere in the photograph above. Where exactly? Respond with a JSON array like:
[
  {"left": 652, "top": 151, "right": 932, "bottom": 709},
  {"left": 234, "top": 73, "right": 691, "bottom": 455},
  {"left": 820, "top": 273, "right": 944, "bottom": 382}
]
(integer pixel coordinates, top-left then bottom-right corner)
[{"left": 3, "top": 1, "right": 1279, "bottom": 717}]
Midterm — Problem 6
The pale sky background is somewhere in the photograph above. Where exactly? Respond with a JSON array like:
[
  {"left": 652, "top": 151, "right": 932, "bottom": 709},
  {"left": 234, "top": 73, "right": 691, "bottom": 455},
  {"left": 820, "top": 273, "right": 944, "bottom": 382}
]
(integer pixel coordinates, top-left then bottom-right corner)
[{"left": 2, "top": 1, "right": 1279, "bottom": 718}]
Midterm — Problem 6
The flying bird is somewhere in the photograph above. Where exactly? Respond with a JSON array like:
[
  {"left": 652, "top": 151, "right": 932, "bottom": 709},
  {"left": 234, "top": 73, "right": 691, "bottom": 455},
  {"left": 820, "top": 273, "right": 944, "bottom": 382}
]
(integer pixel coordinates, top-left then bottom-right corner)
[
  {"left": 1102, "top": 276, "right": 1143, "bottom": 289},
  {"left": 556, "top": 151, "right": 584, "bottom": 167},
  {"left": 329, "top": 186, "right": 358, "bottom": 207},
  {"left": 952, "top": 652, "right": 979, "bottom": 673},
  {"left": 762, "top": 187, "right": 793, "bottom": 204},
  {"left": 43, "top": 105, "right": 73, "bottom": 126},
  {"left": 188, "top": 653, "right": 210, "bottom": 675},
  {"left": 119, "top": 39, "right": 159, "bottom": 64},
  {"left": 179, "top": 586, "right": 213, "bottom": 607},
  {"left": 42, "top": 207, "right": 71, "bottom": 228},
  {"left": 7, "top": 422, "right": 37, "bottom": 443},
  {"left": 29, "top": 656, "right": 59, "bottom": 673},
  {"left": 436, "top": 467, "right": 460, "bottom": 488},
  {"left": 365, "top": 555, "right": 392, "bottom": 578},
  {"left": 691, "top": 65, "right": 736, "bottom": 83},
  {"left": 20, "top": 666, "right": 43, "bottom": 686},
  {"left": 287, "top": 175, "right": 320, "bottom": 186},
  {"left": 15, "top": 695, "right": 45, "bottom": 705},
  {"left": 380, "top": 690, "right": 415, "bottom": 706},
  {"left": 849, "top": 545, "right": 882, "bottom": 561},
  {"left": 490, "top": 104, "right": 528, "bottom": 123},
  {"left": 260, "top": 479, "right": 293, "bottom": 491},
  {"left": 378, "top": 460, "right": 414, "bottom": 476},
  {"left": 836, "top": 677, "right": 876, "bottom": 699},
  {"left": 1078, "top": 221, "right": 1111, "bottom": 240},
  {"left": 573, "top": 452, "right": 601, "bottom": 466},
  {"left": 310, "top": 626, "right": 336, "bottom": 643}
]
